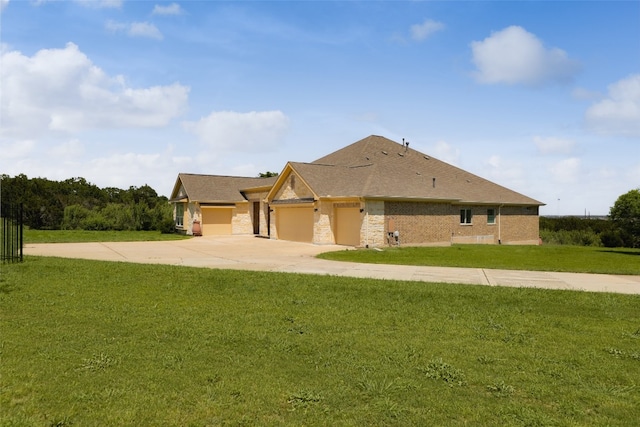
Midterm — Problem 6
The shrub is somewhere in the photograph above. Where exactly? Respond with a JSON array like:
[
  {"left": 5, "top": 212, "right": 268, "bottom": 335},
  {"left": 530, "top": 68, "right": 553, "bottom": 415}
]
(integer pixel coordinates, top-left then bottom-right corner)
[
  {"left": 80, "top": 212, "right": 111, "bottom": 231},
  {"left": 600, "top": 230, "right": 625, "bottom": 248},
  {"left": 61, "top": 204, "right": 91, "bottom": 230},
  {"left": 539, "top": 229, "right": 601, "bottom": 246},
  {"left": 158, "top": 217, "right": 176, "bottom": 234}
]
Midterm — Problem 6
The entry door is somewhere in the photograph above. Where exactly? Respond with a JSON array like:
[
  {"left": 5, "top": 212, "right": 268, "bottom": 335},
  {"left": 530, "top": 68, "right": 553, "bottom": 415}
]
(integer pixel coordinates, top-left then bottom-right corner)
[{"left": 252, "top": 202, "right": 260, "bottom": 235}]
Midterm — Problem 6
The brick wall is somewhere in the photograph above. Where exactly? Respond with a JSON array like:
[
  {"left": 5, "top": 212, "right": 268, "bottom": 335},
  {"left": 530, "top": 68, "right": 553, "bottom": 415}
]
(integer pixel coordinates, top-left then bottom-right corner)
[
  {"left": 499, "top": 206, "right": 540, "bottom": 244},
  {"left": 273, "top": 173, "right": 314, "bottom": 200},
  {"left": 385, "top": 201, "right": 452, "bottom": 245},
  {"left": 313, "top": 201, "right": 334, "bottom": 244},
  {"left": 383, "top": 202, "right": 540, "bottom": 246},
  {"left": 232, "top": 203, "right": 252, "bottom": 234},
  {"left": 451, "top": 205, "right": 498, "bottom": 244},
  {"left": 364, "top": 200, "right": 386, "bottom": 247}
]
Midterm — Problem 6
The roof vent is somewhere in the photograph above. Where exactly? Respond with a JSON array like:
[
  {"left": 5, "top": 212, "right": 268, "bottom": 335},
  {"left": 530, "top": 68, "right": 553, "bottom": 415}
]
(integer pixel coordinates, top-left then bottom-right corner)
[
  {"left": 432, "top": 177, "right": 436, "bottom": 188},
  {"left": 382, "top": 150, "right": 388, "bottom": 155},
  {"left": 398, "top": 152, "right": 404, "bottom": 157},
  {"left": 424, "top": 155, "right": 430, "bottom": 160}
]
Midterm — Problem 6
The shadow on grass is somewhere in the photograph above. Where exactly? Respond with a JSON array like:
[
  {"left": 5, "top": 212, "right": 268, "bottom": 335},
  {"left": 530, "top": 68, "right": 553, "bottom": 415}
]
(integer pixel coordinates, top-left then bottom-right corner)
[
  {"left": 596, "top": 249, "right": 640, "bottom": 257},
  {"left": 0, "top": 280, "right": 15, "bottom": 294}
]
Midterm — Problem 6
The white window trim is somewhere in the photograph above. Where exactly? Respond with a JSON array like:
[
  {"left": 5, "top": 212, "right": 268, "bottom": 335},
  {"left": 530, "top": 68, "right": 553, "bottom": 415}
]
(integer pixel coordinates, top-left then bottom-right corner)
[
  {"left": 487, "top": 208, "right": 496, "bottom": 225},
  {"left": 460, "top": 208, "right": 472, "bottom": 225},
  {"left": 176, "top": 203, "right": 184, "bottom": 227}
]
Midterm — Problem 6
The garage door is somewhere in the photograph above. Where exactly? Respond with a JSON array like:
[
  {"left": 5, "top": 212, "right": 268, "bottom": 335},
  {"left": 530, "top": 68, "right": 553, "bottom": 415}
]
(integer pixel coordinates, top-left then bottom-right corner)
[
  {"left": 276, "top": 206, "right": 313, "bottom": 243},
  {"left": 201, "top": 208, "right": 232, "bottom": 236},
  {"left": 335, "top": 207, "right": 361, "bottom": 246}
]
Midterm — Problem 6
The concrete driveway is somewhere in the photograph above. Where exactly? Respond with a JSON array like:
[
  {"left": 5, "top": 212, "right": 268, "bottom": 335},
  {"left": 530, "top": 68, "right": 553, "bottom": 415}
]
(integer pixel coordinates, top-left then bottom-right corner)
[{"left": 24, "top": 235, "right": 640, "bottom": 295}]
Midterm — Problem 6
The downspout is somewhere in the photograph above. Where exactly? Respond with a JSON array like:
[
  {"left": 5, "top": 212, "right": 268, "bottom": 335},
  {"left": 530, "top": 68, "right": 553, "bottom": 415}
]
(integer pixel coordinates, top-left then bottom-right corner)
[
  {"left": 498, "top": 204, "right": 503, "bottom": 244},
  {"left": 365, "top": 205, "right": 369, "bottom": 248}
]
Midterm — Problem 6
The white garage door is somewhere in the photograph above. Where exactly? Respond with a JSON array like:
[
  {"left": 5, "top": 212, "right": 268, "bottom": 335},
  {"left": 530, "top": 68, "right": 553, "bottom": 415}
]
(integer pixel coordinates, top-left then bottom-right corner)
[
  {"left": 276, "top": 206, "right": 314, "bottom": 243},
  {"left": 201, "top": 208, "right": 232, "bottom": 236}
]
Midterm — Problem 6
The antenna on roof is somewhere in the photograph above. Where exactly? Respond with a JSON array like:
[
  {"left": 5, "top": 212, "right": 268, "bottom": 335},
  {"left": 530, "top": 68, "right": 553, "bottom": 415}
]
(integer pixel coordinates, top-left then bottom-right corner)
[{"left": 402, "top": 138, "right": 410, "bottom": 151}]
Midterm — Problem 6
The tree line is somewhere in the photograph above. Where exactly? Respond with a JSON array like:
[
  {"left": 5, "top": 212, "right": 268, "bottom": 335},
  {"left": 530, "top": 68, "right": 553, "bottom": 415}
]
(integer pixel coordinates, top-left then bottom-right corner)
[
  {"left": 0, "top": 174, "right": 174, "bottom": 233},
  {"left": 540, "top": 188, "right": 640, "bottom": 248}
]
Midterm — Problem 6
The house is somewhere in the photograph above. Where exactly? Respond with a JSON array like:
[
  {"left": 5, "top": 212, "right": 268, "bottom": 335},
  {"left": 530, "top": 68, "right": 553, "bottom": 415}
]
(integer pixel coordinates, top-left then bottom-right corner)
[
  {"left": 170, "top": 135, "right": 544, "bottom": 246},
  {"left": 170, "top": 173, "right": 277, "bottom": 237}
]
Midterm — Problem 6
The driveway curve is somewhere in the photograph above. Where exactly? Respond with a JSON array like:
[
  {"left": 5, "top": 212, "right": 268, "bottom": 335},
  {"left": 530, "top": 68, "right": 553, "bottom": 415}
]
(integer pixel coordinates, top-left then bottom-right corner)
[{"left": 24, "top": 235, "right": 640, "bottom": 295}]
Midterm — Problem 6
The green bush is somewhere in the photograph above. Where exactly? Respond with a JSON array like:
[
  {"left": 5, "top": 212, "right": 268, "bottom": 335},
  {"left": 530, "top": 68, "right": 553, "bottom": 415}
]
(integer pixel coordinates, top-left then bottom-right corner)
[
  {"left": 600, "top": 230, "right": 626, "bottom": 248},
  {"left": 539, "top": 229, "right": 601, "bottom": 246},
  {"left": 80, "top": 212, "right": 111, "bottom": 231},
  {"left": 61, "top": 204, "right": 91, "bottom": 230},
  {"left": 100, "top": 203, "right": 135, "bottom": 230},
  {"left": 158, "top": 217, "right": 176, "bottom": 234}
]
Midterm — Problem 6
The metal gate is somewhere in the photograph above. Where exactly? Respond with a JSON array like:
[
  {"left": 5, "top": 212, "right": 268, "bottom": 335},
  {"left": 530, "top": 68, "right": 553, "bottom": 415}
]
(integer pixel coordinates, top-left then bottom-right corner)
[{"left": 1, "top": 202, "right": 23, "bottom": 263}]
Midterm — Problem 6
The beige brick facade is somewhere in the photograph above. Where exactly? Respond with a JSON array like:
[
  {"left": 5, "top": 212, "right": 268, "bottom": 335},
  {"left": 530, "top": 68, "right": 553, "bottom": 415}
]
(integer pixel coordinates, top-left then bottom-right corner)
[
  {"left": 313, "top": 201, "right": 334, "bottom": 244},
  {"left": 366, "top": 201, "right": 539, "bottom": 247},
  {"left": 231, "top": 203, "right": 252, "bottom": 234},
  {"left": 385, "top": 201, "right": 452, "bottom": 245},
  {"left": 273, "top": 173, "right": 314, "bottom": 201},
  {"left": 451, "top": 204, "right": 499, "bottom": 244},
  {"left": 365, "top": 201, "right": 385, "bottom": 247},
  {"left": 498, "top": 205, "right": 540, "bottom": 245}
]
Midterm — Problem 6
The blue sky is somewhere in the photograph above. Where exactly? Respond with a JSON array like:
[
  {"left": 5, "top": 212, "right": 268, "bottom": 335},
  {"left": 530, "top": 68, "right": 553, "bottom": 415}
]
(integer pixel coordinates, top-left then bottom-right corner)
[{"left": 1, "top": 0, "right": 638, "bottom": 215}]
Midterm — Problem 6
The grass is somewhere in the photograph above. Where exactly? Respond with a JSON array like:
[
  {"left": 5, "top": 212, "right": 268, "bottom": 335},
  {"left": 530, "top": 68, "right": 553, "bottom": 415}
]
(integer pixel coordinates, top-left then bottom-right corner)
[
  {"left": 2, "top": 257, "right": 640, "bottom": 425},
  {"left": 318, "top": 244, "right": 640, "bottom": 275},
  {"left": 24, "top": 229, "right": 191, "bottom": 243}
]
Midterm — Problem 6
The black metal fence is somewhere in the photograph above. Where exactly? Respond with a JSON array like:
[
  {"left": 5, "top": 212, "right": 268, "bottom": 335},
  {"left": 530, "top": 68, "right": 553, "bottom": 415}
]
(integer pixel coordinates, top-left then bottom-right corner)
[{"left": 1, "top": 202, "right": 23, "bottom": 263}]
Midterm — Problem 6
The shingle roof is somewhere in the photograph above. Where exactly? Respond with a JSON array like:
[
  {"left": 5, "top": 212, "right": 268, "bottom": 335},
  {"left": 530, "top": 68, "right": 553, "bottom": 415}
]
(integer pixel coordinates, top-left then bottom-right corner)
[
  {"left": 299, "top": 135, "right": 543, "bottom": 205},
  {"left": 173, "top": 136, "right": 542, "bottom": 206},
  {"left": 171, "top": 173, "right": 277, "bottom": 203}
]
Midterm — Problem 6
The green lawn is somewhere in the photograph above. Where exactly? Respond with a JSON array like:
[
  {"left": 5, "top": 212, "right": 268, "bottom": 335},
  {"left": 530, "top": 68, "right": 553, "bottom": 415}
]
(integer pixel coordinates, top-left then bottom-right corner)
[
  {"left": 2, "top": 257, "right": 639, "bottom": 425},
  {"left": 318, "top": 244, "right": 640, "bottom": 275},
  {"left": 24, "top": 229, "right": 191, "bottom": 243}
]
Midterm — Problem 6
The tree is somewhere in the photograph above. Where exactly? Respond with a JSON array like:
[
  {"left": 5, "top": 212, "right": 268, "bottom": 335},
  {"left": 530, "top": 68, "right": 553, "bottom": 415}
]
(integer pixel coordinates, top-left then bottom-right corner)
[
  {"left": 258, "top": 171, "right": 278, "bottom": 178},
  {"left": 609, "top": 188, "right": 640, "bottom": 248}
]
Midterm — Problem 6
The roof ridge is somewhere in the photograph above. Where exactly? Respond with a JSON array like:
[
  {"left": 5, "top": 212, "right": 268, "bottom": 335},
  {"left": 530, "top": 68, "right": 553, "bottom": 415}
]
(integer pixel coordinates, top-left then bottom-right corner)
[{"left": 179, "top": 172, "right": 269, "bottom": 180}]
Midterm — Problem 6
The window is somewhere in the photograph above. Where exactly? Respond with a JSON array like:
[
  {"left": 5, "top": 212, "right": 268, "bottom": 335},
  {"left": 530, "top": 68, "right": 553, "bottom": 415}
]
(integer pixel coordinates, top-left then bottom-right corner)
[
  {"left": 176, "top": 203, "right": 184, "bottom": 227},
  {"left": 487, "top": 208, "right": 496, "bottom": 224},
  {"left": 460, "top": 208, "right": 472, "bottom": 224}
]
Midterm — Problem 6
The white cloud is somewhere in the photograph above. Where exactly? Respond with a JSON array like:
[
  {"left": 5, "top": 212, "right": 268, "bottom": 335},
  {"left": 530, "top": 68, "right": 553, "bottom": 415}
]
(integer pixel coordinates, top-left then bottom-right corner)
[
  {"left": 482, "top": 154, "right": 526, "bottom": 187},
  {"left": 152, "top": 3, "right": 183, "bottom": 15},
  {"left": 410, "top": 19, "right": 445, "bottom": 41},
  {"left": 549, "top": 157, "right": 581, "bottom": 184},
  {"left": 106, "top": 20, "right": 163, "bottom": 40},
  {"left": 533, "top": 136, "right": 575, "bottom": 155},
  {"left": 430, "top": 140, "right": 460, "bottom": 165},
  {"left": 74, "top": 0, "right": 122, "bottom": 8},
  {"left": 0, "top": 139, "right": 36, "bottom": 159},
  {"left": 183, "top": 111, "right": 290, "bottom": 153},
  {"left": 105, "top": 20, "right": 127, "bottom": 32},
  {"left": 129, "top": 22, "right": 163, "bottom": 40},
  {"left": 470, "top": 26, "right": 580, "bottom": 86},
  {"left": 572, "top": 87, "right": 601, "bottom": 101},
  {"left": 0, "top": 42, "right": 189, "bottom": 138},
  {"left": 585, "top": 74, "right": 640, "bottom": 137},
  {"left": 48, "top": 139, "right": 85, "bottom": 158}
]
